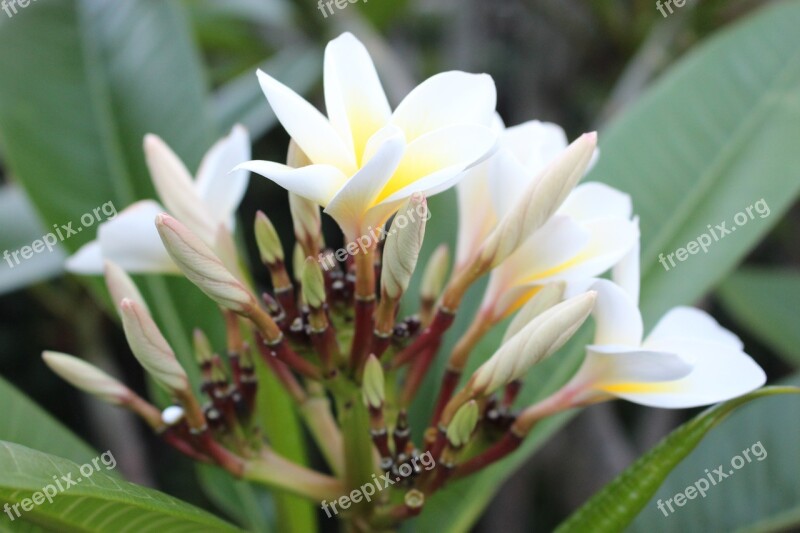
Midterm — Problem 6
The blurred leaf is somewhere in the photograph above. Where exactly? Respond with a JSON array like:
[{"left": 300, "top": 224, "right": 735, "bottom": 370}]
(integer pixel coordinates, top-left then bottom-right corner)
[
  {"left": 197, "top": 465, "right": 275, "bottom": 532},
  {"left": 556, "top": 386, "right": 800, "bottom": 532},
  {"left": 214, "top": 47, "right": 322, "bottom": 141},
  {"left": 629, "top": 374, "right": 800, "bottom": 532},
  {"left": 0, "top": 185, "right": 65, "bottom": 295},
  {"left": 717, "top": 268, "right": 800, "bottom": 366},
  {"left": 409, "top": 2, "right": 800, "bottom": 530},
  {"left": 0, "top": 376, "right": 96, "bottom": 465},
  {"left": 0, "top": 441, "right": 242, "bottom": 532},
  {"left": 187, "top": 0, "right": 293, "bottom": 27}
]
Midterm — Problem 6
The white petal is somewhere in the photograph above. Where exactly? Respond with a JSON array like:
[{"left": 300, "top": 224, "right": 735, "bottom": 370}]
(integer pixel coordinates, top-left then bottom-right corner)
[
  {"left": 324, "top": 128, "right": 405, "bottom": 238},
  {"left": 65, "top": 241, "right": 105, "bottom": 274},
  {"left": 256, "top": 69, "right": 355, "bottom": 173},
  {"left": 558, "top": 182, "right": 633, "bottom": 221},
  {"left": 501, "top": 120, "right": 567, "bottom": 175},
  {"left": 586, "top": 279, "right": 643, "bottom": 346},
  {"left": 195, "top": 125, "right": 251, "bottom": 228},
  {"left": 644, "top": 307, "right": 744, "bottom": 349},
  {"left": 455, "top": 160, "right": 497, "bottom": 268},
  {"left": 375, "top": 124, "right": 497, "bottom": 205},
  {"left": 144, "top": 135, "right": 216, "bottom": 242},
  {"left": 324, "top": 32, "right": 391, "bottom": 166},
  {"left": 575, "top": 346, "right": 694, "bottom": 392},
  {"left": 612, "top": 217, "right": 640, "bottom": 306},
  {"left": 236, "top": 160, "right": 347, "bottom": 207},
  {"left": 391, "top": 71, "right": 497, "bottom": 141},
  {"left": 487, "top": 147, "right": 530, "bottom": 215},
  {"left": 97, "top": 201, "right": 178, "bottom": 274},
  {"left": 613, "top": 339, "right": 765, "bottom": 408}
]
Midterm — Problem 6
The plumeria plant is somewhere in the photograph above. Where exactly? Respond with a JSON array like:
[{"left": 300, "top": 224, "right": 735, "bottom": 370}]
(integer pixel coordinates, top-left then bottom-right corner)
[{"left": 34, "top": 32, "right": 783, "bottom": 531}]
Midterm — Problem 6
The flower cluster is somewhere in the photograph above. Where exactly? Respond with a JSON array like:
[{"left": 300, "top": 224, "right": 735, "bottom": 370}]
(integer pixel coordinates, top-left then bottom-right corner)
[{"left": 46, "top": 32, "right": 765, "bottom": 526}]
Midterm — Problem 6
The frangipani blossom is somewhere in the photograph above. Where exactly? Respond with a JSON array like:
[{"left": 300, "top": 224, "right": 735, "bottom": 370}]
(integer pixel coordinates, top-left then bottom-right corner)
[
  {"left": 237, "top": 32, "right": 498, "bottom": 239},
  {"left": 565, "top": 278, "right": 766, "bottom": 408},
  {"left": 481, "top": 181, "right": 639, "bottom": 321},
  {"left": 66, "top": 125, "right": 251, "bottom": 274}
]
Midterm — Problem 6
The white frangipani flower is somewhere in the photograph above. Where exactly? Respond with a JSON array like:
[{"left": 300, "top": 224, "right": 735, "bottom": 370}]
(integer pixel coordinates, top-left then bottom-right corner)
[
  {"left": 565, "top": 277, "right": 766, "bottom": 409},
  {"left": 66, "top": 125, "right": 251, "bottom": 274},
  {"left": 480, "top": 181, "right": 639, "bottom": 321},
  {"left": 236, "top": 32, "right": 498, "bottom": 239}
]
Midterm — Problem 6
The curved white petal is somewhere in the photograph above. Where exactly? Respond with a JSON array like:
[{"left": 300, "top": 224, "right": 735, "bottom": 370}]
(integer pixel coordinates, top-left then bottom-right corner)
[
  {"left": 455, "top": 160, "right": 497, "bottom": 268},
  {"left": 195, "top": 125, "right": 251, "bottom": 228},
  {"left": 236, "top": 160, "right": 347, "bottom": 207},
  {"left": 98, "top": 201, "right": 178, "bottom": 274},
  {"left": 256, "top": 69, "right": 355, "bottom": 173},
  {"left": 501, "top": 120, "right": 567, "bottom": 175},
  {"left": 144, "top": 135, "right": 216, "bottom": 241},
  {"left": 487, "top": 147, "right": 530, "bottom": 215},
  {"left": 645, "top": 307, "right": 744, "bottom": 350},
  {"left": 614, "top": 339, "right": 765, "bottom": 408},
  {"left": 324, "top": 32, "right": 391, "bottom": 166},
  {"left": 586, "top": 278, "right": 643, "bottom": 346},
  {"left": 559, "top": 182, "right": 633, "bottom": 221},
  {"left": 65, "top": 240, "right": 105, "bottom": 274},
  {"left": 375, "top": 124, "right": 497, "bottom": 205},
  {"left": 575, "top": 346, "right": 694, "bottom": 393},
  {"left": 324, "top": 128, "right": 405, "bottom": 238},
  {"left": 391, "top": 71, "right": 497, "bottom": 141},
  {"left": 612, "top": 217, "right": 640, "bottom": 306}
]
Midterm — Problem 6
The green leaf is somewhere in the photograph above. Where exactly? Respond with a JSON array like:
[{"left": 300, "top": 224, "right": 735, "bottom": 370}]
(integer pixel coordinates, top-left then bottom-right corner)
[
  {"left": 628, "top": 374, "right": 800, "bottom": 532},
  {"left": 717, "top": 268, "right": 800, "bottom": 366},
  {"left": 0, "top": 185, "right": 65, "bottom": 295},
  {"left": 0, "top": 441, "right": 242, "bottom": 532},
  {"left": 410, "top": 2, "right": 800, "bottom": 530},
  {"left": 0, "top": 376, "right": 96, "bottom": 465},
  {"left": 196, "top": 465, "right": 275, "bottom": 532},
  {"left": 213, "top": 47, "right": 322, "bottom": 141},
  {"left": 555, "top": 386, "right": 800, "bottom": 532}
]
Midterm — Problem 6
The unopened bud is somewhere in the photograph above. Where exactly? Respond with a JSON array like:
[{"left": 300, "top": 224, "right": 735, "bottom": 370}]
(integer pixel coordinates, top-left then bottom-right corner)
[
  {"left": 471, "top": 291, "right": 596, "bottom": 395},
  {"left": 420, "top": 244, "right": 450, "bottom": 301},
  {"left": 193, "top": 329, "right": 214, "bottom": 366},
  {"left": 446, "top": 400, "right": 479, "bottom": 448},
  {"left": 120, "top": 298, "right": 189, "bottom": 392},
  {"left": 362, "top": 354, "right": 385, "bottom": 409},
  {"left": 481, "top": 132, "right": 597, "bottom": 267},
  {"left": 292, "top": 242, "right": 305, "bottom": 283},
  {"left": 382, "top": 194, "right": 428, "bottom": 299},
  {"left": 301, "top": 259, "right": 326, "bottom": 309},
  {"left": 254, "top": 211, "right": 284, "bottom": 265},
  {"left": 104, "top": 261, "right": 148, "bottom": 313},
  {"left": 42, "top": 351, "right": 130, "bottom": 405},
  {"left": 502, "top": 281, "right": 566, "bottom": 343},
  {"left": 156, "top": 213, "right": 255, "bottom": 313}
]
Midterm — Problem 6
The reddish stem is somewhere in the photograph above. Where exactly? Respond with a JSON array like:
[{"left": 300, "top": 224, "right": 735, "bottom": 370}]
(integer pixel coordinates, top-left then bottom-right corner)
[
  {"left": 452, "top": 432, "right": 523, "bottom": 480},
  {"left": 255, "top": 332, "right": 321, "bottom": 381},
  {"left": 431, "top": 369, "right": 461, "bottom": 426},
  {"left": 350, "top": 297, "right": 375, "bottom": 373},
  {"left": 392, "top": 309, "right": 454, "bottom": 368}
]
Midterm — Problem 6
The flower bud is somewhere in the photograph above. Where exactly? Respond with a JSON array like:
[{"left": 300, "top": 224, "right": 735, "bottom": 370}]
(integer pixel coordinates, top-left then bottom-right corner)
[
  {"left": 471, "top": 291, "right": 596, "bottom": 395},
  {"left": 254, "top": 211, "right": 284, "bottom": 265},
  {"left": 446, "top": 400, "right": 479, "bottom": 448},
  {"left": 301, "top": 258, "right": 326, "bottom": 309},
  {"left": 480, "top": 132, "right": 597, "bottom": 268},
  {"left": 502, "top": 281, "right": 565, "bottom": 343},
  {"left": 120, "top": 298, "right": 189, "bottom": 392},
  {"left": 42, "top": 351, "right": 130, "bottom": 405},
  {"left": 156, "top": 213, "right": 255, "bottom": 313},
  {"left": 143, "top": 134, "right": 215, "bottom": 242},
  {"left": 292, "top": 242, "right": 305, "bottom": 282},
  {"left": 289, "top": 193, "right": 322, "bottom": 249},
  {"left": 104, "top": 261, "right": 148, "bottom": 314},
  {"left": 381, "top": 194, "right": 428, "bottom": 300},
  {"left": 193, "top": 328, "right": 214, "bottom": 366},
  {"left": 420, "top": 244, "right": 450, "bottom": 302},
  {"left": 362, "top": 354, "right": 385, "bottom": 409}
]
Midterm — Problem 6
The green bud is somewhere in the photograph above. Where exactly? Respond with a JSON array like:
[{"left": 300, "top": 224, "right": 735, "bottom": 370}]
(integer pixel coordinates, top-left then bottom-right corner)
[
  {"left": 301, "top": 259, "right": 326, "bottom": 309},
  {"left": 446, "top": 400, "right": 479, "bottom": 448},
  {"left": 254, "top": 211, "right": 284, "bottom": 265},
  {"left": 362, "top": 354, "right": 385, "bottom": 409}
]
